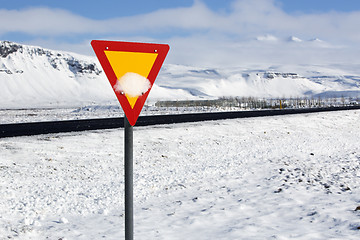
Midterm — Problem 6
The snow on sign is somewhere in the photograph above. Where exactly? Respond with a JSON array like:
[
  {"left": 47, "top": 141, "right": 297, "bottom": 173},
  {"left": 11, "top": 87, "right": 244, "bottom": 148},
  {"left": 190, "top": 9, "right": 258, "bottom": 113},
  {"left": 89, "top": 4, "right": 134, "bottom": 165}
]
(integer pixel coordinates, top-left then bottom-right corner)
[{"left": 91, "top": 40, "right": 170, "bottom": 126}]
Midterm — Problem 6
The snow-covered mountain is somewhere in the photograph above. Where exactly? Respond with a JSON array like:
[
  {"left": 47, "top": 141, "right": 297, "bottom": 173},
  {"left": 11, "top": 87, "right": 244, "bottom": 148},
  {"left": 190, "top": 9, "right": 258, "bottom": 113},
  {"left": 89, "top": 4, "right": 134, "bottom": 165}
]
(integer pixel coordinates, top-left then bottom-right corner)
[
  {"left": 0, "top": 41, "right": 114, "bottom": 108},
  {"left": 0, "top": 41, "right": 359, "bottom": 108}
]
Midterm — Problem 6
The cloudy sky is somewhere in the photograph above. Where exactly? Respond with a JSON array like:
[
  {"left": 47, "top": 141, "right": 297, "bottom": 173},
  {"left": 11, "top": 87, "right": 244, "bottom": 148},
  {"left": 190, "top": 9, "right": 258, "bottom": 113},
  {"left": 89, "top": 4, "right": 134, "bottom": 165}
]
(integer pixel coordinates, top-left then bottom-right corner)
[{"left": 1, "top": 0, "right": 360, "bottom": 67}]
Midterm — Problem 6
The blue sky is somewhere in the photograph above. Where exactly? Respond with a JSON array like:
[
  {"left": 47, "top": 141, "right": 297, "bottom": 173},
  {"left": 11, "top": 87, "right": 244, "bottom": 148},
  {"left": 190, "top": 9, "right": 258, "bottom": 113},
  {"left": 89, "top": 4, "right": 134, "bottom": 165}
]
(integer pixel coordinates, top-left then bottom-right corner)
[
  {"left": 1, "top": 0, "right": 360, "bottom": 66},
  {"left": 2, "top": 0, "right": 360, "bottom": 18}
]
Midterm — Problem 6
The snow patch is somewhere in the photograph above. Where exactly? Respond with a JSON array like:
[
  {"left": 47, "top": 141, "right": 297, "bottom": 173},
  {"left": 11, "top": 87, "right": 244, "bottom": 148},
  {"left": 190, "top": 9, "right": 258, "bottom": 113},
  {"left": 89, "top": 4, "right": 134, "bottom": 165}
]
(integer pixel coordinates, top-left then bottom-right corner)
[
  {"left": 309, "top": 38, "right": 324, "bottom": 43},
  {"left": 256, "top": 34, "right": 278, "bottom": 41},
  {"left": 288, "top": 36, "right": 303, "bottom": 42},
  {"left": 114, "top": 72, "right": 151, "bottom": 97},
  {"left": 59, "top": 217, "right": 69, "bottom": 224}
]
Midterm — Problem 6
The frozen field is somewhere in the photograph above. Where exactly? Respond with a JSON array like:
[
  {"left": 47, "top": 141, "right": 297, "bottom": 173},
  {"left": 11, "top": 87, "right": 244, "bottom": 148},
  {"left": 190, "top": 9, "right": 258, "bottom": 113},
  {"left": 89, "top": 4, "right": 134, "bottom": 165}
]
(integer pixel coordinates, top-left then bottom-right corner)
[{"left": 0, "top": 110, "right": 360, "bottom": 239}]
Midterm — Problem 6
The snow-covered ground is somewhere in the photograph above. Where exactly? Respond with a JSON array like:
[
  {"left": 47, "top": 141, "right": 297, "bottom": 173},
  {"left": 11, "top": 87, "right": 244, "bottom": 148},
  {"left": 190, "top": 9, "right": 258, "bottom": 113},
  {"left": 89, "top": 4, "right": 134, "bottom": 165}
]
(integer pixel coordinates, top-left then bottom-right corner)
[{"left": 1, "top": 110, "right": 359, "bottom": 239}]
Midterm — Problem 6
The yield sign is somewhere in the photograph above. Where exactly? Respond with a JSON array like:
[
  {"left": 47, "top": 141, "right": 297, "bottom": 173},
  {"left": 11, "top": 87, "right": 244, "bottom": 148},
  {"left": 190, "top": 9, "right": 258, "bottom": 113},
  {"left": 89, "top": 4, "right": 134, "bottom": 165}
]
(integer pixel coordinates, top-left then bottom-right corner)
[{"left": 91, "top": 40, "right": 170, "bottom": 126}]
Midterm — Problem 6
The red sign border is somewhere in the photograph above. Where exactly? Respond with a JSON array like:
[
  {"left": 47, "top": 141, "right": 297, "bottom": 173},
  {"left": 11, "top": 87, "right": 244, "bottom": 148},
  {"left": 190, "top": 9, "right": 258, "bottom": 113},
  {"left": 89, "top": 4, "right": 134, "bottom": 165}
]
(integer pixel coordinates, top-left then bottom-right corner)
[{"left": 91, "top": 40, "right": 169, "bottom": 126}]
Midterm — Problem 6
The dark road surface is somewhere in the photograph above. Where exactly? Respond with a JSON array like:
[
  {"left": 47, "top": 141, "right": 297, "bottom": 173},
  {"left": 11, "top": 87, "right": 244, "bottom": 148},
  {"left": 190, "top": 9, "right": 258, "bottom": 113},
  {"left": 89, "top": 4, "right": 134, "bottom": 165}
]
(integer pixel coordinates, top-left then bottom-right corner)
[{"left": 1, "top": 106, "right": 359, "bottom": 138}]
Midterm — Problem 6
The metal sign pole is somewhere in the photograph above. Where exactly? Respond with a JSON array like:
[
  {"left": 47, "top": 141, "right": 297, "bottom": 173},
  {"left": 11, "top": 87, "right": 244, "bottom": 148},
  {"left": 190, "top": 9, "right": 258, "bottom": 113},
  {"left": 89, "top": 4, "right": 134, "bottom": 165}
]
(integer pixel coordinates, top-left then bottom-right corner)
[{"left": 124, "top": 116, "right": 133, "bottom": 240}]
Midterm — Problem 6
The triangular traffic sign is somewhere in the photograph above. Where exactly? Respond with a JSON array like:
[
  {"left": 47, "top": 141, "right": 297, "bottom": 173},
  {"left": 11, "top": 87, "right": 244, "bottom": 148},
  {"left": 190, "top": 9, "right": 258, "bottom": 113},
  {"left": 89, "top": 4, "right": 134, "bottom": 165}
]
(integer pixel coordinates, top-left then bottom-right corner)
[{"left": 91, "top": 40, "right": 170, "bottom": 126}]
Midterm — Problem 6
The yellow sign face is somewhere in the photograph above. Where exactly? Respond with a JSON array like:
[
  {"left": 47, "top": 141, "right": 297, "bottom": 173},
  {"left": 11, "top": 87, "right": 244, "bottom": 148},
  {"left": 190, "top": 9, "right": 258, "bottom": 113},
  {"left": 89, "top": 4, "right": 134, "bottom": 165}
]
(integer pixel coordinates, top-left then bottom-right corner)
[{"left": 104, "top": 51, "right": 158, "bottom": 108}]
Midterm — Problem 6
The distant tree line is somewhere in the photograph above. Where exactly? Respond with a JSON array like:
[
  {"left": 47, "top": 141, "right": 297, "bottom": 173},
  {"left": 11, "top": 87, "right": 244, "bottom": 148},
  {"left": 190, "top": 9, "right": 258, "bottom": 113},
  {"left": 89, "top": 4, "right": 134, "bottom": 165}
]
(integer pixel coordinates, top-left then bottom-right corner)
[{"left": 155, "top": 96, "right": 360, "bottom": 110}]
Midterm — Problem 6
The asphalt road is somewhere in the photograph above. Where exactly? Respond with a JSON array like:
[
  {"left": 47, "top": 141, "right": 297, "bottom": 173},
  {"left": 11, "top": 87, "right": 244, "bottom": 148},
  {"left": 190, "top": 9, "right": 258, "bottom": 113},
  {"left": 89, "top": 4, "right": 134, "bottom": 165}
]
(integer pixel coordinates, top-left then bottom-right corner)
[{"left": 0, "top": 106, "right": 359, "bottom": 138}]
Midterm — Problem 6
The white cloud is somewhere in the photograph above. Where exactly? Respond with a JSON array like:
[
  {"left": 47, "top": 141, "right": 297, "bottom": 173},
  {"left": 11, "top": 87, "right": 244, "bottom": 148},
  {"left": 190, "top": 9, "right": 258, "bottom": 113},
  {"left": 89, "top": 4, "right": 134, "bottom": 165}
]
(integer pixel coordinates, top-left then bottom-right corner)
[
  {"left": 1, "top": 0, "right": 360, "bottom": 67},
  {"left": 0, "top": 8, "right": 100, "bottom": 35},
  {"left": 1, "top": 0, "right": 359, "bottom": 42},
  {"left": 0, "top": 2, "right": 224, "bottom": 36},
  {"left": 109, "top": 1, "right": 225, "bottom": 32}
]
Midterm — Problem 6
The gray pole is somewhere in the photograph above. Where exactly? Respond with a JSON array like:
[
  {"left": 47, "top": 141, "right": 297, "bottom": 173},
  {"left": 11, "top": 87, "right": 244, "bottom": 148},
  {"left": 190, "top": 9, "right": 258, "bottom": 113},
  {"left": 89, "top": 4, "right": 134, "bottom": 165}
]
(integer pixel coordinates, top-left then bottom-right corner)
[{"left": 124, "top": 116, "right": 133, "bottom": 240}]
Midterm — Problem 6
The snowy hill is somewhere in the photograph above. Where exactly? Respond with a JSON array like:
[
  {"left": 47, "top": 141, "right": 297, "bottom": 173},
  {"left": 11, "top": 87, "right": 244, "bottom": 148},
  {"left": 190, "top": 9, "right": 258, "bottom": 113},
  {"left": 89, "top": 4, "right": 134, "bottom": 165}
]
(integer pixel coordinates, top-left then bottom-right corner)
[
  {"left": 0, "top": 41, "right": 113, "bottom": 108},
  {"left": 0, "top": 41, "right": 359, "bottom": 109}
]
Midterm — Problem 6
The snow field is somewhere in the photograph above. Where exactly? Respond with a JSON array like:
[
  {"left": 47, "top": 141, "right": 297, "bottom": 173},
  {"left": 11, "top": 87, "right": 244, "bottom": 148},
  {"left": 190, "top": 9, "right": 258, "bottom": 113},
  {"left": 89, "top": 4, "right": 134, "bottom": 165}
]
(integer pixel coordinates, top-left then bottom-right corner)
[{"left": 0, "top": 110, "right": 360, "bottom": 239}]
